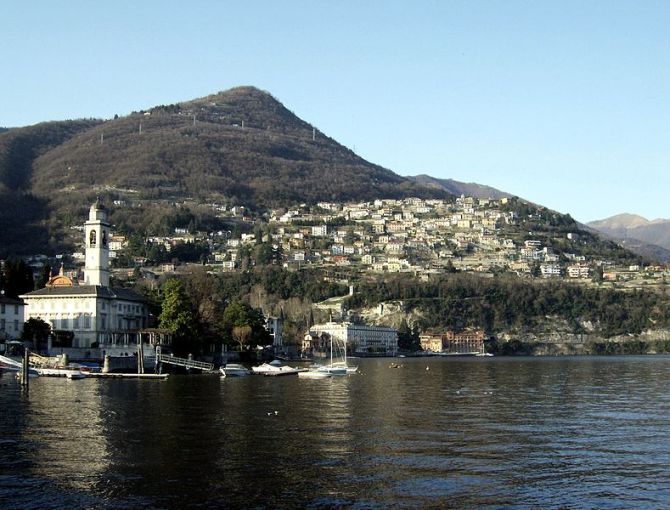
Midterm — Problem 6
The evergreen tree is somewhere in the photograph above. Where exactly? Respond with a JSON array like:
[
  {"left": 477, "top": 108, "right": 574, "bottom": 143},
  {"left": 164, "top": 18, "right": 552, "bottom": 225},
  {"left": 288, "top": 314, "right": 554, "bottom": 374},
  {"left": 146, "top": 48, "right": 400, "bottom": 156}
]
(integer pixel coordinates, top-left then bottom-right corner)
[
  {"left": 397, "top": 319, "right": 421, "bottom": 351},
  {"left": 1, "top": 258, "right": 34, "bottom": 298},
  {"left": 37, "top": 264, "right": 52, "bottom": 289},
  {"left": 159, "top": 278, "right": 199, "bottom": 355}
]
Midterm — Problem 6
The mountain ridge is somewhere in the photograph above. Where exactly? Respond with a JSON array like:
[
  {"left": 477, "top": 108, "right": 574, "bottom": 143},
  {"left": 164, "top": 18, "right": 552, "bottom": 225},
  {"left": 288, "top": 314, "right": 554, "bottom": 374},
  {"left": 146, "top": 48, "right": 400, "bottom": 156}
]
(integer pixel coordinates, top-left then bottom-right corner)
[
  {"left": 407, "top": 174, "right": 513, "bottom": 200},
  {"left": 29, "top": 86, "right": 449, "bottom": 204},
  {"left": 587, "top": 213, "right": 670, "bottom": 256},
  {"left": 0, "top": 86, "right": 449, "bottom": 255}
]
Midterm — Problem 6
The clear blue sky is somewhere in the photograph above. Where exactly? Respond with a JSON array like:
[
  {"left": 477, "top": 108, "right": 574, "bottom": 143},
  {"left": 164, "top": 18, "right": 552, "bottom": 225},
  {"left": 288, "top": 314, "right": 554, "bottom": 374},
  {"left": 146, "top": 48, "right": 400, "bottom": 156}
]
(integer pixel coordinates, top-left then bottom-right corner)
[{"left": 2, "top": 1, "right": 669, "bottom": 223}]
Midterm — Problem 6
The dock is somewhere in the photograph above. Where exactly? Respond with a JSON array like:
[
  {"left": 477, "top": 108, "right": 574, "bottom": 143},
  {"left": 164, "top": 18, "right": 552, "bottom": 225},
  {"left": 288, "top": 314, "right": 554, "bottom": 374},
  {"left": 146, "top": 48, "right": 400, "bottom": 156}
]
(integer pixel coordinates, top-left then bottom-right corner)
[
  {"left": 155, "top": 352, "right": 214, "bottom": 372},
  {"left": 87, "top": 372, "right": 169, "bottom": 379}
]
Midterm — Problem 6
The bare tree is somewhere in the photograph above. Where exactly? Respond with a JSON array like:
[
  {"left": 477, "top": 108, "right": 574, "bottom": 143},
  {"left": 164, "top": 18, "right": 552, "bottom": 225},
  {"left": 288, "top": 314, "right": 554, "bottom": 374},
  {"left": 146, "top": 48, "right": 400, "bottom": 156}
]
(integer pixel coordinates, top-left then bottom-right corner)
[{"left": 232, "top": 325, "right": 252, "bottom": 351}]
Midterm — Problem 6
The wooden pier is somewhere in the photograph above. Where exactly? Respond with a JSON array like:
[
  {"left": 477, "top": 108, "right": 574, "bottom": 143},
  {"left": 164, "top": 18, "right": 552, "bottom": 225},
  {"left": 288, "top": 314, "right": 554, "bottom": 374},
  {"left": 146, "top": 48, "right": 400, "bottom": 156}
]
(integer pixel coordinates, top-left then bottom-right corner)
[{"left": 87, "top": 372, "right": 169, "bottom": 379}]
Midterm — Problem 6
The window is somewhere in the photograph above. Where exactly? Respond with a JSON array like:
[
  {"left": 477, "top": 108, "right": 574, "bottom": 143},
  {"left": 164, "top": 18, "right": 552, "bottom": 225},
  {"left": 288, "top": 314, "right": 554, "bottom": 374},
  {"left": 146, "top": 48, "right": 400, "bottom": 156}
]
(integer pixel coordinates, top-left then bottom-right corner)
[
  {"left": 73, "top": 316, "right": 80, "bottom": 329},
  {"left": 0, "top": 319, "right": 5, "bottom": 330},
  {"left": 84, "top": 315, "right": 91, "bottom": 329},
  {"left": 62, "top": 318, "right": 69, "bottom": 329},
  {"left": 14, "top": 305, "right": 18, "bottom": 314},
  {"left": 14, "top": 320, "right": 18, "bottom": 331},
  {"left": 0, "top": 304, "right": 4, "bottom": 314},
  {"left": 90, "top": 229, "right": 97, "bottom": 246},
  {"left": 101, "top": 315, "right": 106, "bottom": 329}
]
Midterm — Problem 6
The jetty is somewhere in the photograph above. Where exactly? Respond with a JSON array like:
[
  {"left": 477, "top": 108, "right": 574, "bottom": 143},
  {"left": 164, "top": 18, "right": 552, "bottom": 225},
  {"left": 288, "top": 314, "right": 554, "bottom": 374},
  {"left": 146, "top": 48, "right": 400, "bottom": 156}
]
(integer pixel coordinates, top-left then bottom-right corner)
[
  {"left": 87, "top": 372, "right": 169, "bottom": 379},
  {"left": 154, "top": 349, "right": 215, "bottom": 372}
]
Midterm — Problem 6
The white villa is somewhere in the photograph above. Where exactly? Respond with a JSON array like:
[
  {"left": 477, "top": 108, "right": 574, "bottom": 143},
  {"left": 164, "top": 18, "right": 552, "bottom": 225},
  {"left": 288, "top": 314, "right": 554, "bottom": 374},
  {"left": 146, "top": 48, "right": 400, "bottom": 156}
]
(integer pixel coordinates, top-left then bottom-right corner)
[
  {"left": 304, "top": 321, "right": 398, "bottom": 356},
  {"left": 20, "top": 201, "right": 151, "bottom": 353}
]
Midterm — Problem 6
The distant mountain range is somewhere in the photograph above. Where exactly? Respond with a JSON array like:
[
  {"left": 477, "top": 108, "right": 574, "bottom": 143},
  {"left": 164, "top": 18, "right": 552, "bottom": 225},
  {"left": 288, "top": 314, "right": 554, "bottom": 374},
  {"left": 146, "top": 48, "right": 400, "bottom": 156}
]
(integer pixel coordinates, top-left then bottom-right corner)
[{"left": 587, "top": 214, "right": 670, "bottom": 262}]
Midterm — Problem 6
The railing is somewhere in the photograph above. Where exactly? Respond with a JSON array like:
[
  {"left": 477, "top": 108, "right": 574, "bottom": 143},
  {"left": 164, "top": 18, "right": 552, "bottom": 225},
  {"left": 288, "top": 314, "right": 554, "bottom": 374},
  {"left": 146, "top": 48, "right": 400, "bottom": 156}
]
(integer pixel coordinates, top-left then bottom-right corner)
[{"left": 155, "top": 353, "right": 214, "bottom": 372}]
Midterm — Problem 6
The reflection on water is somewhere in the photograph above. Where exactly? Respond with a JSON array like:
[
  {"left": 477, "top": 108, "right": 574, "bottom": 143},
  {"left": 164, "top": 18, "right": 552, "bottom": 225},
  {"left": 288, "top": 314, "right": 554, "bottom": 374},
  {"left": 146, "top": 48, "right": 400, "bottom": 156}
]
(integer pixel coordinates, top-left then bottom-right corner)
[
  {"left": 23, "top": 378, "right": 110, "bottom": 491},
  {"left": 2, "top": 357, "right": 670, "bottom": 509}
]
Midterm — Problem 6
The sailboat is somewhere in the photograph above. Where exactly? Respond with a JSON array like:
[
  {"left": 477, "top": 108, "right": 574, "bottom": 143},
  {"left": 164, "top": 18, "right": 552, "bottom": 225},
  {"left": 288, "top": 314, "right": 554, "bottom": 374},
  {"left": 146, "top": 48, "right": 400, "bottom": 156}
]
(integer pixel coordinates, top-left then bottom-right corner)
[{"left": 304, "top": 333, "right": 355, "bottom": 377}]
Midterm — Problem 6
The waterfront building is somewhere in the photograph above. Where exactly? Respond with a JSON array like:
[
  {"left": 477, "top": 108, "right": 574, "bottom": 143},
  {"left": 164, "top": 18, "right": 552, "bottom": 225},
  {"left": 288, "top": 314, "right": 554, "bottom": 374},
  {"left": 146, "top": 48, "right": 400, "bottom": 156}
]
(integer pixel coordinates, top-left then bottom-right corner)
[
  {"left": 419, "top": 333, "right": 442, "bottom": 353},
  {"left": 20, "top": 200, "right": 151, "bottom": 354},
  {"left": 420, "top": 329, "right": 486, "bottom": 354},
  {"left": 304, "top": 321, "right": 398, "bottom": 356},
  {"left": 443, "top": 329, "right": 485, "bottom": 354},
  {"left": 0, "top": 296, "right": 24, "bottom": 342}
]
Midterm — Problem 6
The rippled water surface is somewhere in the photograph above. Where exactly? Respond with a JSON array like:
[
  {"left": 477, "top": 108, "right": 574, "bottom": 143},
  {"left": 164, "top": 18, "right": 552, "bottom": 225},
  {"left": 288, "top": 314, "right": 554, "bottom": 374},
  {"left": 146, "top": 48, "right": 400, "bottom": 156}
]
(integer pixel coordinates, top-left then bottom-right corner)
[{"left": 2, "top": 356, "right": 670, "bottom": 509}]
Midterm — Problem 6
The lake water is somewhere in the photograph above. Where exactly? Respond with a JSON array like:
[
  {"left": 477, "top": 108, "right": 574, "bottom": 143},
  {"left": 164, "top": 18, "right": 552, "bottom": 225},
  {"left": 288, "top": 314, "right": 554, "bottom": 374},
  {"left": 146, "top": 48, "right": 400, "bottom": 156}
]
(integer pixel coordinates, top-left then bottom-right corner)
[{"left": 1, "top": 356, "right": 670, "bottom": 509}]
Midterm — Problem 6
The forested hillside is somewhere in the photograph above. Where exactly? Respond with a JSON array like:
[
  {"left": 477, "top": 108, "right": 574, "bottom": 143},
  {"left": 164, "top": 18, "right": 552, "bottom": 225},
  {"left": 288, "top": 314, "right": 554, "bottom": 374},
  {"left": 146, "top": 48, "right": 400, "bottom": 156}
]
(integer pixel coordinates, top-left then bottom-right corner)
[
  {"left": 0, "top": 119, "right": 102, "bottom": 256},
  {"left": 0, "top": 87, "right": 448, "bottom": 255},
  {"left": 347, "top": 273, "right": 670, "bottom": 339}
]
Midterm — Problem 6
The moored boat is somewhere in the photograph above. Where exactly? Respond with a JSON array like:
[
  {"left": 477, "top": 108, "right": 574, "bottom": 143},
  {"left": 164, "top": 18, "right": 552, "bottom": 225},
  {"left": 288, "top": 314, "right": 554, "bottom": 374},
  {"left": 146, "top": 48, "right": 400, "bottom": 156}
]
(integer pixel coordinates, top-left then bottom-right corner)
[
  {"left": 66, "top": 371, "right": 87, "bottom": 380},
  {"left": 298, "top": 369, "right": 332, "bottom": 379},
  {"left": 252, "top": 360, "right": 303, "bottom": 376},
  {"left": 219, "top": 364, "right": 251, "bottom": 377},
  {"left": 315, "top": 365, "right": 347, "bottom": 376}
]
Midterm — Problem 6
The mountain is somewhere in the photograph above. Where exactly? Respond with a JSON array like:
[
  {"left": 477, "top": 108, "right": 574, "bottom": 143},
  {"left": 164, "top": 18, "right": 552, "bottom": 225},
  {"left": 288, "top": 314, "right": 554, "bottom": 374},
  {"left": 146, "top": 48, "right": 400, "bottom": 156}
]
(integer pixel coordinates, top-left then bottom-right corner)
[
  {"left": 588, "top": 214, "right": 652, "bottom": 234},
  {"left": 407, "top": 174, "right": 513, "bottom": 199},
  {"left": 28, "top": 87, "right": 449, "bottom": 205},
  {"left": 0, "top": 119, "right": 103, "bottom": 255},
  {"left": 0, "top": 86, "right": 449, "bottom": 255},
  {"left": 588, "top": 214, "right": 670, "bottom": 253}
]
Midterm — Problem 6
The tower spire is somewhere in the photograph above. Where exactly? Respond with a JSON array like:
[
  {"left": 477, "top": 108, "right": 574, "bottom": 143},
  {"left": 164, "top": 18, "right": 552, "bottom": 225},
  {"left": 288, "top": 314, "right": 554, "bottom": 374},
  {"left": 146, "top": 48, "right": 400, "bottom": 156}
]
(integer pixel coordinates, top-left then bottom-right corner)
[{"left": 84, "top": 199, "right": 110, "bottom": 286}]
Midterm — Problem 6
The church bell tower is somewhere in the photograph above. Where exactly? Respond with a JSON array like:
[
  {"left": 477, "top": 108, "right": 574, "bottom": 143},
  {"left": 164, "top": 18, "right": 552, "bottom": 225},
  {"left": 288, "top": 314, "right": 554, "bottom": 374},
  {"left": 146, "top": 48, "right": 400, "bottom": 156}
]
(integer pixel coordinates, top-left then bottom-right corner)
[{"left": 84, "top": 199, "right": 110, "bottom": 287}]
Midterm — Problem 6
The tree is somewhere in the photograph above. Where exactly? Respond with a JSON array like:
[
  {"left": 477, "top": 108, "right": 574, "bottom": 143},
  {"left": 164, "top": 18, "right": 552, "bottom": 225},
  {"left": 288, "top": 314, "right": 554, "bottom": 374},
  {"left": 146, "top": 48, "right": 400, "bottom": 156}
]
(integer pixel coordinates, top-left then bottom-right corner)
[
  {"left": 530, "top": 261, "right": 541, "bottom": 278},
  {"left": 344, "top": 227, "right": 355, "bottom": 244},
  {"left": 222, "top": 301, "right": 271, "bottom": 349},
  {"left": 22, "top": 318, "right": 51, "bottom": 350},
  {"left": 592, "top": 265, "right": 604, "bottom": 284},
  {"left": 397, "top": 319, "right": 421, "bottom": 351},
  {"left": 182, "top": 268, "right": 225, "bottom": 351},
  {"left": 159, "top": 278, "right": 199, "bottom": 355},
  {"left": 1, "top": 258, "right": 34, "bottom": 298},
  {"left": 253, "top": 243, "right": 275, "bottom": 266},
  {"left": 37, "top": 264, "right": 52, "bottom": 289},
  {"left": 232, "top": 325, "right": 252, "bottom": 350}
]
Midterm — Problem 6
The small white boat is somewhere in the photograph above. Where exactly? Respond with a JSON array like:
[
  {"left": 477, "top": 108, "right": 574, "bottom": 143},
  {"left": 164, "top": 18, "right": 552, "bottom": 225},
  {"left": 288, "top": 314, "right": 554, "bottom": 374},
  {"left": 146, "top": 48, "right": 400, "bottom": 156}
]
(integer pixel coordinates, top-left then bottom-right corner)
[
  {"left": 252, "top": 360, "right": 302, "bottom": 376},
  {"left": 15, "top": 369, "right": 39, "bottom": 379},
  {"left": 66, "top": 371, "right": 87, "bottom": 380},
  {"left": 219, "top": 364, "right": 251, "bottom": 377},
  {"left": 298, "top": 369, "right": 332, "bottom": 379},
  {"left": 315, "top": 365, "right": 347, "bottom": 376}
]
